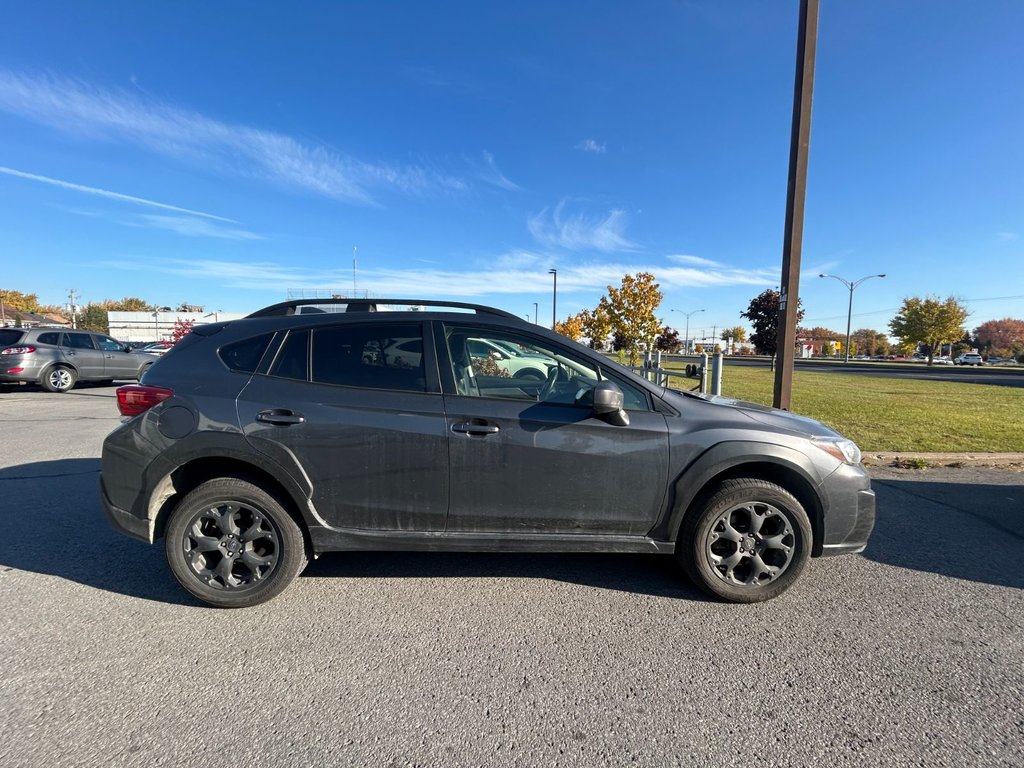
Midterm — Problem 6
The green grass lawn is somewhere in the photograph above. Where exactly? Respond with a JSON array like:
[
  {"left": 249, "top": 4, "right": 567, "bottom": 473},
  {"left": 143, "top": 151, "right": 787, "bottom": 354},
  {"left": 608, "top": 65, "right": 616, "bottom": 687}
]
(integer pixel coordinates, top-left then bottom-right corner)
[{"left": 661, "top": 363, "right": 1024, "bottom": 452}]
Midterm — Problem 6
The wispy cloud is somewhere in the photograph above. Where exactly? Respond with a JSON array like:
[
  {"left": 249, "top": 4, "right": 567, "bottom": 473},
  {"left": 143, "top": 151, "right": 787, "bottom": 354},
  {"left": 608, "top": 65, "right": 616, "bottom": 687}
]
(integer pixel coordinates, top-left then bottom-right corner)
[
  {"left": 0, "top": 70, "right": 465, "bottom": 203},
  {"left": 528, "top": 200, "right": 638, "bottom": 253},
  {"left": 0, "top": 166, "right": 236, "bottom": 222},
  {"left": 996, "top": 231, "right": 1018, "bottom": 242},
  {"left": 101, "top": 255, "right": 777, "bottom": 297},
  {"left": 473, "top": 150, "right": 519, "bottom": 191},
  {"left": 574, "top": 138, "right": 606, "bottom": 154},
  {"left": 667, "top": 254, "right": 721, "bottom": 267},
  {"left": 134, "top": 214, "right": 263, "bottom": 240}
]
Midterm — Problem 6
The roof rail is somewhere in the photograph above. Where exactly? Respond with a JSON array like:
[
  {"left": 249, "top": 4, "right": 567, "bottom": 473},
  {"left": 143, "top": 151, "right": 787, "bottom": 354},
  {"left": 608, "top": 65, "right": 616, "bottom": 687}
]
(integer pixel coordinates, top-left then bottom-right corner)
[{"left": 247, "top": 298, "right": 523, "bottom": 320}]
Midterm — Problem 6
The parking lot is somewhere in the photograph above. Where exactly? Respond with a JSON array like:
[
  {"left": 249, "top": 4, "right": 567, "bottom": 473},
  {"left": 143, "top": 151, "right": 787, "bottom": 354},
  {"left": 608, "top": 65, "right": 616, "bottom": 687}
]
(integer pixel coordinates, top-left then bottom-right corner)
[{"left": 1, "top": 385, "right": 1021, "bottom": 767}]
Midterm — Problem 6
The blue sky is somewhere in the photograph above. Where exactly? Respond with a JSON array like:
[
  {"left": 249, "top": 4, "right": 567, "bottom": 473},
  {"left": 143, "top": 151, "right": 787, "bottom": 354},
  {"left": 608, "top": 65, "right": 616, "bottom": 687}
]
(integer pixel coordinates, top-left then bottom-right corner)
[{"left": 1, "top": 1, "right": 1021, "bottom": 340}]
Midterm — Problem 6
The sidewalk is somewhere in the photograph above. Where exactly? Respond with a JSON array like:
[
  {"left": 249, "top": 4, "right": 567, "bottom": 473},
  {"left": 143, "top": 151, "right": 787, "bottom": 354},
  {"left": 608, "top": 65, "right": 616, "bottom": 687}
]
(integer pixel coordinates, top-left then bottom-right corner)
[{"left": 861, "top": 452, "right": 1024, "bottom": 468}]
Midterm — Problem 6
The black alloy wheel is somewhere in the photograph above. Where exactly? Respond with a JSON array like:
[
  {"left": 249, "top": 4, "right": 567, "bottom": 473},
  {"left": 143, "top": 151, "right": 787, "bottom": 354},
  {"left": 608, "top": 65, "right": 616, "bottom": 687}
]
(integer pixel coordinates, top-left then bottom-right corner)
[
  {"left": 165, "top": 478, "right": 307, "bottom": 608},
  {"left": 679, "top": 478, "right": 812, "bottom": 603}
]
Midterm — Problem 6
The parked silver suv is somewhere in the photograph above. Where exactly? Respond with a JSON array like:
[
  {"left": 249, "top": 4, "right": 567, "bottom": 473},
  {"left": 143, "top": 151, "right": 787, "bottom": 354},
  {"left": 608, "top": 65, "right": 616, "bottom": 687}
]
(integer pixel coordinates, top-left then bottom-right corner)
[{"left": 0, "top": 328, "right": 154, "bottom": 392}]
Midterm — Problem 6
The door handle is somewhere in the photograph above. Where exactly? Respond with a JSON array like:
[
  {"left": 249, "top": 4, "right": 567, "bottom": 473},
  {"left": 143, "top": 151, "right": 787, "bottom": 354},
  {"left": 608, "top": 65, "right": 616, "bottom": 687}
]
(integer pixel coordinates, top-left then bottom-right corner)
[
  {"left": 256, "top": 409, "right": 306, "bottom": 426},
  {"left": 452, "top": 421, "right": 500, "bottom": 436}
]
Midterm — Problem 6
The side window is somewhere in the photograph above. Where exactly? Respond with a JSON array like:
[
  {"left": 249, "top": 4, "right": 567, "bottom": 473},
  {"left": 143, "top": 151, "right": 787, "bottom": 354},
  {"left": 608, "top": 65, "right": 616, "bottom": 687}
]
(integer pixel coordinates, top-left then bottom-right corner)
[
  {"left": 64, "top": 333, "right": 96, "bottom": 350},
  {"left": 218, "top": 333, "right": 274, "bottom": 373},
  {"left": 269, "top": 330, "right": 309, "bottom": 381},
  {"left": 37, "top": 332, "right": 60, "bottom": 345},
  {"left": 96, "top": 336, "right": 123, "bottom": 352},
  {"left": 444, "top": 326, "right": 650, "bottom": 410},
  {"left": 311, "top": 323, "right": 426, "bottom": 392}
]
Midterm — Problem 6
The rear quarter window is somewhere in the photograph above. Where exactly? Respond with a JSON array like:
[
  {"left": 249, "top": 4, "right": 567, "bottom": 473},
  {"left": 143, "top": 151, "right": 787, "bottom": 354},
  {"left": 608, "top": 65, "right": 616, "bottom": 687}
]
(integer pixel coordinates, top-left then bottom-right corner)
[
  {"left": 36, "top": 332, "right": 61, "bottom": 345},
  {"left": 218, "top": 333, "right": 274, "bottom": 373},
  {"left": 0, "top": 330, "right": 26, "bottom": 346}
]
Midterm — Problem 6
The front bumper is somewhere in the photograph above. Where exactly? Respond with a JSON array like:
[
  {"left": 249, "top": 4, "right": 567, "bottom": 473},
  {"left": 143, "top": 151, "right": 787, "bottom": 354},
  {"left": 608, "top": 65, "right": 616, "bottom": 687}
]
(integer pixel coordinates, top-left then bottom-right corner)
[{"left": 818, "top": 463, "right": 876, "bottom": 556}]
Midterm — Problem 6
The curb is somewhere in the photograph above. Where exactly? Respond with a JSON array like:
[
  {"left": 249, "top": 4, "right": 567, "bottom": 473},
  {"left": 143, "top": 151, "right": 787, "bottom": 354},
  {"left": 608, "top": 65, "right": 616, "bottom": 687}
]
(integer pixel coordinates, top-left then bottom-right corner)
[{"left": 861, "top": 452, "right": 1024, "bottom": 468}]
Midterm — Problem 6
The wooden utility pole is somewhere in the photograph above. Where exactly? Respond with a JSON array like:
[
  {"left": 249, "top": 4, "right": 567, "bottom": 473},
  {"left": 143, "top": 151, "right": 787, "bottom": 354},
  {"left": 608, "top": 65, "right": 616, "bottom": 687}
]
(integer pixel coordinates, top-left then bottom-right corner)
[{"left": 773, "top": 0, "right": 819, "bottom": 410}]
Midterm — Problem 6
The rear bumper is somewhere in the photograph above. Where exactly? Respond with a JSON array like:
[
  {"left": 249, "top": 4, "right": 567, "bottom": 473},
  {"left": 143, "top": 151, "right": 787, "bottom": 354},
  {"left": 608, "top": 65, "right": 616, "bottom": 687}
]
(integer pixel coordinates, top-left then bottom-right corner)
[{"left": 100, "top": 476, "right": 155, "bottom": 543}]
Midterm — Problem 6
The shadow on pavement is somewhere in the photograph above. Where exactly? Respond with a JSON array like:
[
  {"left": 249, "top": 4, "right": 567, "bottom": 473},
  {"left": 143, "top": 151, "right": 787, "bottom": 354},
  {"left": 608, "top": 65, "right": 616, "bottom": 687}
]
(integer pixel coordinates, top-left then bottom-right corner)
[
  {"left": 304, "top": 550, "right": 709, "bottom": 601},
  {"left": 0, "top": 458, "right": 197, "bottom": 606},
  {"left": 867, "top": 476, "right": 1024, "bottom": 589},
  {"left": 0, "top": 458, "right": 707, "bottom": 604}
]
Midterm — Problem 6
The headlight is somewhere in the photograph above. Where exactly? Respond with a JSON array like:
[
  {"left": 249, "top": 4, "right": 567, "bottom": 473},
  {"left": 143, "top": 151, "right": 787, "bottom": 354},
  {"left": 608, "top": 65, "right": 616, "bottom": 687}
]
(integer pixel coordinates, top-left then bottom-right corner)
[{"left": 812, "top": 436, "right": 862, "bottom": 465}]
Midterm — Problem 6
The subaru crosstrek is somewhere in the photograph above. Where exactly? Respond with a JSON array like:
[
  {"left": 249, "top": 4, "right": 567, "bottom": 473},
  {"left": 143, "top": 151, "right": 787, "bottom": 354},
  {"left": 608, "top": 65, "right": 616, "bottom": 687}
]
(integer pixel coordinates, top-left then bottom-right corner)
[{"left": 101, "top": 299, "right": 875, "bottom": 607}]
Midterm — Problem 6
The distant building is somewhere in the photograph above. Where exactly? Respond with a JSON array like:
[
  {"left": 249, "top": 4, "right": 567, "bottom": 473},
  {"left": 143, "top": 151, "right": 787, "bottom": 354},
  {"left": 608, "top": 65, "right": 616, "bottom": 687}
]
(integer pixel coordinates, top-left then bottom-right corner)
[
  {"left": 0, "top": 309, "right": 69, "bottom": 329},
  {"left": 107, "top": 310, "right": 247, "bottom": 342}
]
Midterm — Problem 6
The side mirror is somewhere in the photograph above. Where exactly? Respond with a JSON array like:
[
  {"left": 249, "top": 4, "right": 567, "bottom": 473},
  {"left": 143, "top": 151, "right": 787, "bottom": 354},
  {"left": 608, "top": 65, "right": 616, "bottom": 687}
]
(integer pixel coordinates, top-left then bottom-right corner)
[
  {"left": 123, "top": 345, "right": 133, "bottom": 352},
  {"left": 592, "top": 381, "right": 630, "bottom": 426}
]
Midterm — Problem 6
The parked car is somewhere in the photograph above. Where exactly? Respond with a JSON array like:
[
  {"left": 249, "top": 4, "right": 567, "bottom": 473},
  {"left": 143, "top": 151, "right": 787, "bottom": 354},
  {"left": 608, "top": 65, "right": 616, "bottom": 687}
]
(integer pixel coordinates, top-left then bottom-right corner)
[
  {"left": 101, "top": 298, "right": 875, "bottom": 608},
  {"left": 0, "top": 328, "right": 155, "bottom": 392},
  {"left": 134, "top": 342, "right": 172, "bottom": 356},
  {"left": 954, "top": 353, "right": 983, "bottom": 366}
]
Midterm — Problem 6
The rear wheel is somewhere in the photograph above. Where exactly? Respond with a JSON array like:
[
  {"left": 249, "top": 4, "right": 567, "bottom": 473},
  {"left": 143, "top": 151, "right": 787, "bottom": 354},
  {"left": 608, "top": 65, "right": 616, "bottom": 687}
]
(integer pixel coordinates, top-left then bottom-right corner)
[
  {"left": 164, "top": 478, "right": 307, "bottom": 608},
  {"left": 41, "top": 365, "right": 77, "bottom": 393},
  {"left": 678, "top": 478, "right": 812, "bottom": 603}
]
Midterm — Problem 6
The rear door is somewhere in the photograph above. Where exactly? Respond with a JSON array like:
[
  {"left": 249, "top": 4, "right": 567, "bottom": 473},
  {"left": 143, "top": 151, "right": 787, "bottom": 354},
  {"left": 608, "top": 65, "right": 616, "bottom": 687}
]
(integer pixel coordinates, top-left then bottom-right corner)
[
  {"left": 60, "top": 332, "right": 105, "bottom": 379},
  {"left": 238, "top": 320, "right": 450, "bottom": 531}
]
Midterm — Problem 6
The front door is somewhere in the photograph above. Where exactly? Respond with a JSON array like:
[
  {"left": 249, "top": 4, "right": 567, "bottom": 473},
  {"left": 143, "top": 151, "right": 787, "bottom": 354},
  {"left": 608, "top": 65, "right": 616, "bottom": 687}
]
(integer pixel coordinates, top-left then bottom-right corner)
[
  {"left": 238, "top": 322, "right": 449, "bottom": 531},
  {"left": 95, "top": 335, "right": 140, "bottom": 379},
  {"left": 440, "top": 323, "right": 670, "bottom": 536}
]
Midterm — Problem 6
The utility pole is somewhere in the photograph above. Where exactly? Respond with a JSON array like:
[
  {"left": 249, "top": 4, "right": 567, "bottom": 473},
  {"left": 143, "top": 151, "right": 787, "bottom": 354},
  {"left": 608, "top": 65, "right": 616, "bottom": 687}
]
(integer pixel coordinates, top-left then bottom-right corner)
[
  {"left": 352, "top": 245, "right": 357, "bottom": 296},
  {"left": 533, "top": 302, "right": 539, "bottom": 325},
  {"left": 67, "top": 288, "right": 79, "bottom": 329},
  {"left": 548, "top": 269, "right": 558, "bottom": 329},
  {"left": 773, "top": 0, "right": 819, "bottom": 410}
]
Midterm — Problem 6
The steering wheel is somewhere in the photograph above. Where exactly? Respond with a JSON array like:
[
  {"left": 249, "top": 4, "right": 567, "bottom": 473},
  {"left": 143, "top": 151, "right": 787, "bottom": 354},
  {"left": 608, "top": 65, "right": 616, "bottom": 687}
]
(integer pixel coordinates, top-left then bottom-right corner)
[{"left": 538, "top": 365, "right": 565, "bottom": 401}]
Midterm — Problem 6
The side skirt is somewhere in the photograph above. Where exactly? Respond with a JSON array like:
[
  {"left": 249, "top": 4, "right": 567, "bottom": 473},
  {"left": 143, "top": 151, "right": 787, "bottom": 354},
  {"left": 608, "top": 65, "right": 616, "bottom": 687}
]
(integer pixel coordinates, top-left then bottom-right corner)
[{"left": 308, "top": 526, "right": 676, "bottom": 556}]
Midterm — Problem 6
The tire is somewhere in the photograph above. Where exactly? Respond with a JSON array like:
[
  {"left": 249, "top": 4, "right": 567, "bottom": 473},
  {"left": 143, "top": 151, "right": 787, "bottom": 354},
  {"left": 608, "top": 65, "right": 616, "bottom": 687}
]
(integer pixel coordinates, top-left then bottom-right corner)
[
  {"left": 164, "top": 478, "right": 308, "bottom": 608},
  {"left": 677, "top": 478, "right": 812, "bottom": 603},
  {"left": 41, "top": 365, "right": 77, "bottom": 393}
]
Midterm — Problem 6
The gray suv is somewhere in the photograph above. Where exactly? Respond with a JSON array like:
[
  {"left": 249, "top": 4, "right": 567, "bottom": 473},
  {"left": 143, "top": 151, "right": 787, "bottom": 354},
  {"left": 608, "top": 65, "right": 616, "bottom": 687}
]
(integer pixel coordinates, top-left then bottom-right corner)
[
  {"left": 0, "top": 328, "right": 155, "bottom": 392},
  {"left": 101, "top": 299, "right": 875, "bottom": 608}
]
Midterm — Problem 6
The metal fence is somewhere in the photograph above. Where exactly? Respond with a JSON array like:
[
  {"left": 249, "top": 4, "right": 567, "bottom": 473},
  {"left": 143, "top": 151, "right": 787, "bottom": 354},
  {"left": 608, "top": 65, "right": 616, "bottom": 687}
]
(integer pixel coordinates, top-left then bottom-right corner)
[{"left": 628, "top": 350, "right": 724, "bottom": 395}]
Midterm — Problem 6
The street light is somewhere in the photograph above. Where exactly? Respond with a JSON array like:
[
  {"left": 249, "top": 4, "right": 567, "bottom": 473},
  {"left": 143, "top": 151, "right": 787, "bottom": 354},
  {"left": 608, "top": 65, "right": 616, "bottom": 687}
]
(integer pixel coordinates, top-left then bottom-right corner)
[
  {"left": 548, "top": 269, "right": 557, "bottom": 329},
  {"left": 671, "top": 308, "right": 705, "bottom": 354},
  {"left": 819, "top": 273, "right": 886, "bottom": 362},
  {"left": 533, "top": 302, "right": 539, "bottom": 325}
]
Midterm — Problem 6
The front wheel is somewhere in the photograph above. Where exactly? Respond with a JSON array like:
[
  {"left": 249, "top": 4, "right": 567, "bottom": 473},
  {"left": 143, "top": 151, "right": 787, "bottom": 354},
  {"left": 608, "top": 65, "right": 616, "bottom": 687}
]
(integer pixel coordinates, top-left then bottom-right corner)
[
  {"left": 164, "top": 478, "right": 308, "bottom": 608},
  {"left": 678, "top": 479, "right": 812, "bottom": 603}
]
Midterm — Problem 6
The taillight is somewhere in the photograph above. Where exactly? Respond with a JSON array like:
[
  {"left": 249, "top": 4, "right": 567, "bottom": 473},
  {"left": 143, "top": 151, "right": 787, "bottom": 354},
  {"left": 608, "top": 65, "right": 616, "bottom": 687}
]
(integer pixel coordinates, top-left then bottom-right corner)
[
  {"left": 116, "top": 384, "right": 174, "bottom": 417},
  {"left": 1, "top": 345, "right": 35, "bottom": 355}
]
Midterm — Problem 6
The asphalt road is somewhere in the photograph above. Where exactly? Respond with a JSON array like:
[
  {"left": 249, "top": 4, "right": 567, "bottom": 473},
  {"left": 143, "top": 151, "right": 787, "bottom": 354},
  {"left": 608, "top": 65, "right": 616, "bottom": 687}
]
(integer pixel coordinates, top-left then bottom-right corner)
[
  {"left": 1, "top": 386, "right": 1021, "bottom": 767},
  {"left": 717, "top": 357, "right": 1024, "bottom": 388}
]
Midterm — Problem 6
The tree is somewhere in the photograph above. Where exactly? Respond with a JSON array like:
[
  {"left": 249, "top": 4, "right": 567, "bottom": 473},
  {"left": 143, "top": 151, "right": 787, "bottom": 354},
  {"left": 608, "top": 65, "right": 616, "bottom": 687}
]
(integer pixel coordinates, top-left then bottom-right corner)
[
  {"left": 740, "top": 289, "right": 805, "bottom": 356},
  {"left": 655, "top": 327, "right": 682, "bottom": 353},
  {"left": 579, "top": 305, "right": 613, "bottom": 350},
  {"left": 602, "top": 272, "right": 663, "bottom": 365},
  {"left": 78, "top": 304, "right": 110, "bottom": 333},
  {"left": 0, "top": 289, "right": 42, "bottom": 313},
  {"left": 851, "top": 328, "right": 889, "bottom": 358},
  {"left": 171, "top": 318, "right": 195, "bottom": 344},
  {"left": 973, "top": 318, "right": 1024, "bottom": 357},
  {"left": 889, "top": 296, "right": 969, "bottom": 366},
  {"left": 553, "top": 313, "right": 584, "bottom": 342},
  {"left": 720, "top": 326, "right": 746, "bottom": 354},
  {"left": 113, "top": 297, "right": 155, "bottom": 311}
]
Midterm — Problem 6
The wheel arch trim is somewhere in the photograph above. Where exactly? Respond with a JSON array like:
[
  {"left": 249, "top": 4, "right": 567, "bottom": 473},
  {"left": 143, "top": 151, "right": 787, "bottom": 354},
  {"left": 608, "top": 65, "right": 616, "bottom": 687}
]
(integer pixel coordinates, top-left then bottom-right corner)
[{"left": 663, "top": 442, "right": 827, "bottom": 556}]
